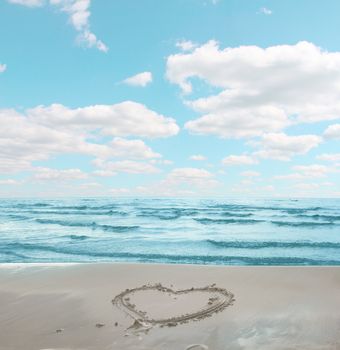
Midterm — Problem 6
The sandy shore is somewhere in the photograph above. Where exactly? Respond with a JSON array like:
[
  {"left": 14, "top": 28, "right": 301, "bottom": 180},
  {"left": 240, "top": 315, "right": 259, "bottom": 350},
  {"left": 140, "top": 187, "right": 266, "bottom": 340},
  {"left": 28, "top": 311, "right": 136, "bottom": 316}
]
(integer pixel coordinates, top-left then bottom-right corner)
[{"left": 0, "top": 264, "right": 340, "bottom": 350}]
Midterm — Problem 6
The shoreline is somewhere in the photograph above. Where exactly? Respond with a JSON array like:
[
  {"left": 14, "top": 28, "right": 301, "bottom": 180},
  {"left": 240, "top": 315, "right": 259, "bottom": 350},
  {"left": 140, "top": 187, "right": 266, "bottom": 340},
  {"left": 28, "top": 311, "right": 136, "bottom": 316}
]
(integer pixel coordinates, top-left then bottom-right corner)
[{"left": 1, "top": 263, "right": 340, "bottom": 349}]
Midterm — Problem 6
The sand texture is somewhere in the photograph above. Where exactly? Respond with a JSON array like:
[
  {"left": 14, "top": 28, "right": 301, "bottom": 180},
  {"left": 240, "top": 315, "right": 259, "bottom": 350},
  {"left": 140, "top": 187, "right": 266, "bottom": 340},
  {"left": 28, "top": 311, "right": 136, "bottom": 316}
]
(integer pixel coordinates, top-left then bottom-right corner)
[{"left": 0, "top": 264, "right": 340, "bottom": 349}]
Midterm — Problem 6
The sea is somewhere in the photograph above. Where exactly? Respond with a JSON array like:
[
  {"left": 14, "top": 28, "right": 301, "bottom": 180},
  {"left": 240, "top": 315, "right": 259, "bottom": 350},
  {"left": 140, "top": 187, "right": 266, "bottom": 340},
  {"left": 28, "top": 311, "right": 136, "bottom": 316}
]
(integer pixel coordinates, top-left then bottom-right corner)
[{"left": 0, "top": 197, "right": 340, "bottom": 265}]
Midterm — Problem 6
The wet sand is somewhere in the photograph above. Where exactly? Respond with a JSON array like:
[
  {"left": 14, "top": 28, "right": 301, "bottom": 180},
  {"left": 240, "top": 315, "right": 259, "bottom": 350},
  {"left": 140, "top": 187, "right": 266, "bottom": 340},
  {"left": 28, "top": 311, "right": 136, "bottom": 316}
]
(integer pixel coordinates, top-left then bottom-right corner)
[{"left": 0, "top": 264, "right": 340, "bottom": 349}]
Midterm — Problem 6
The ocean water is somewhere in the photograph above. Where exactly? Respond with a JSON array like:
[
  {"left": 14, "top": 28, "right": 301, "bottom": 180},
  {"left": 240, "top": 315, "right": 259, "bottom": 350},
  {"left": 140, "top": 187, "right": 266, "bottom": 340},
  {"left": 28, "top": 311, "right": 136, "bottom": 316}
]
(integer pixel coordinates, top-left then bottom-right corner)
[{"left": 0, "top": 197, "right": 340, "bottom": 265}]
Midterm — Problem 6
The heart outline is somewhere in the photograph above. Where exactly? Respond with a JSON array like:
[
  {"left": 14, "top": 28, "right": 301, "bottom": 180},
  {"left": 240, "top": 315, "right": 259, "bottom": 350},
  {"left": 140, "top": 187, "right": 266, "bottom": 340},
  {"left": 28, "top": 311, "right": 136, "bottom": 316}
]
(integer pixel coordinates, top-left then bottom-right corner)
[{"left": 112, "top": 283, "right": 235, "bottom": 333}]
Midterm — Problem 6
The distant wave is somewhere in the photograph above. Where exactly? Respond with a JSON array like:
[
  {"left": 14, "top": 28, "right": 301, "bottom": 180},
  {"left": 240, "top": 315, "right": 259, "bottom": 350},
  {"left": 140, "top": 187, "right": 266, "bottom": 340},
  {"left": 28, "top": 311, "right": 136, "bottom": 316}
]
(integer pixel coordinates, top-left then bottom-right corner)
[
  {"left": 137, "top": 208, "right": 201, "bottom": 220},
  {"left": 195, "top": 218, "right": 263, "bottom": 225},
  {"left": 137, "top": 210, "right": 182, "bottom": 220},
  {"left": 1, "top": 242, "right": 339, "bottom": 265},
  {"left": 1, "top": 214, "right": 31, "bottom": 221},
  {"left": 207, "top": 239, "right": 340, "bottom": 249},
  {"left": 9, "top": 203, "right": 51, "bottom": 209},
  {"left": 63, "top": 235, "right": 90, "bottom": 240},
  {"left": 35, "top": 219, "right": 139, "bottom": 232},
  {"left": 294, "top": 214, "right": 340, "bottom": 221},
  {"left": 54, "top": 204, "right": 121, "bottom": 210},
  {"left": 221, "top": 212, "right": 253, "bottom": 217},
  {"left": 208, "top": 204, "right": 324, "bottom": 213},
  {"left": 19, "top": 209, "right": 128, "bottom": 216},
  {"left": 271, "top": 220, "right": 335, "bottom": 228}
]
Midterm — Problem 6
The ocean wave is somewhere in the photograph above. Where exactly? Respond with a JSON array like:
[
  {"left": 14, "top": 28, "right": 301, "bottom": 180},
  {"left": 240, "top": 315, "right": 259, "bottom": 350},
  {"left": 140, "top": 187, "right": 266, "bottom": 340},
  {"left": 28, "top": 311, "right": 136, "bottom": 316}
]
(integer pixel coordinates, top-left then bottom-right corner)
[
  {"left": 221, "top": 212, "right": 254, "bottom": 217},
  {"left": 63, "top": 235, "right": 90, "bottom": 240},
  {"left": 18, "top": 209, "right": 128, "bottom": 216},
  {"left": 207, "top": 204, "right": 325, "bottom": 213},
  {"left": 195, "top": 218, "right": 263, "bottom": 225},
  {"left": 207, "top": 239, "right": 340, "bottom": 249},
  {"left": 1, "top": 214, "right": 31, "bottom": 221},
  {"left": 2, "top": 242, "right": 339, "bottom": 265},
  {"left": 294, "top": 214, "right": 340, "bottom": 221},
  {"left": 137, "top": 210, "right": 182, "bottom": 220},
  {"left": 35, "top": 219, "right": 139, "bottom": 232},
  {"left": 271, "top": 220, "right": 335, "bottom": 227},
  {"left": 10, "top": 203, "right": 51, "bottom": 209}
]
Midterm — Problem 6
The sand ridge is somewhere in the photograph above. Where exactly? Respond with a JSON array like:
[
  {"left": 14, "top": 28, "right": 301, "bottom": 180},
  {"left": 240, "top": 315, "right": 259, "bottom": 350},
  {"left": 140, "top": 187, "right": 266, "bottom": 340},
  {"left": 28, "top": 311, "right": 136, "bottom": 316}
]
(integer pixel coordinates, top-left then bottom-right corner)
[{"left": 112, "top": 283, "right": 235, "bottom": 334}]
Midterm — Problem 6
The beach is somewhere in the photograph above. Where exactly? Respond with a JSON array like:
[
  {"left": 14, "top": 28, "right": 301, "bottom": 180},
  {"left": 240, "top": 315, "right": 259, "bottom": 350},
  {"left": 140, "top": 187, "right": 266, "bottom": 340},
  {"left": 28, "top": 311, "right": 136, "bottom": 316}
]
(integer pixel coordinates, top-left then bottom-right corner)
[{"left": 0, "top": 263, "right": 339, "bottom": 350}]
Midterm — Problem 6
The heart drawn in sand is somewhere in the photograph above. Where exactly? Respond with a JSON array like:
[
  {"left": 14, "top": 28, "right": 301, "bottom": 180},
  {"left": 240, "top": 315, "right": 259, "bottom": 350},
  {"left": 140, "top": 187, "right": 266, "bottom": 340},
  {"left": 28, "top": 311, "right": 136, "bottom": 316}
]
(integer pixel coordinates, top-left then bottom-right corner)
[{"left": 112, "top": 283, "right": 235, "bottom": 334}]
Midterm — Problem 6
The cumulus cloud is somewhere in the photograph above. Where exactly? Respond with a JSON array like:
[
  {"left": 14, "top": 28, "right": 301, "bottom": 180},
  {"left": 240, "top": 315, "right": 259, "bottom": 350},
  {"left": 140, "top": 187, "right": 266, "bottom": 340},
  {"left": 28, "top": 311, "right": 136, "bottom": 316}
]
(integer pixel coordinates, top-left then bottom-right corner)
[
  {"left": 190, "top": 154, "right": 207, "bottom": 161},
  {"left": 7, "top": 0, "right": 107, "bottom": 52},
  {"left": 241, "top": 171, "right": 260, "bottom": 177},
  {"left": 292, "top": 164, "right": 332, "bottom": 178},
  {"left": 274, "top": 173, "right": 305, "bottom": 181},
  {"left": 33, "top": 167, "right": 88, "bottom": 180},
  {"left": 103, "top": 138, "right": 161, "bottom": 159},
  {"left": 0, "top": 63, "right": 7, "bottom": 73},
  {"left": 0, "top": 103, "right": 177, "bottom": 173},
  {"left": 176, "top": 40, "right": 197, "bottom": 52},
  {"left": 254, "top": 133, "right": 322, "bottom": 161},
  {"left": 0, "top": 179, "right": 21, "bottom": 185},
  {"left": 275, "top": 164, "right": 334, "bottom": 181},
  {"left": 317, "top": 153, "right": 340, "bottom": 162},
  {"left": 123, "top": 72, "right": 153, "bottom": 87},
  {"left": 294, "top": 182, "right": 320, "bottom": 191},
  {"left": 167, "top": 41, "right": 340, "bottom": 138},
  {"left": 7, "top": 0, "right": 44, "bottom": 6},
  {"left": 156, "top": 167, "right": 219, "bottom": 194},
  {"left": 259, "top": 7, "right": 272, "bottom": 15},
  {"left": 324, "top": 124, "right": 340, "bottom": 139},
  {"left": 92, "top": 159, "right": 160, "bottom": 175},
  {"left": 27, "top": 102, "right": 179, "bottom": 138},
  {"left": 222, "top": 155, "right": 258, "bottom": 166}
]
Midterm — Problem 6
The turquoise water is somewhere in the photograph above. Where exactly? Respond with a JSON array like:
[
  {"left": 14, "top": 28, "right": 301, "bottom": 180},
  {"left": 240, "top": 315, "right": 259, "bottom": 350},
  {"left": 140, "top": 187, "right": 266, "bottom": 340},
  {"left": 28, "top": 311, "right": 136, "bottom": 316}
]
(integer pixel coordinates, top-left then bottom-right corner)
[{"left": 0, "top": 198, "right": 340, "bottom": 265}]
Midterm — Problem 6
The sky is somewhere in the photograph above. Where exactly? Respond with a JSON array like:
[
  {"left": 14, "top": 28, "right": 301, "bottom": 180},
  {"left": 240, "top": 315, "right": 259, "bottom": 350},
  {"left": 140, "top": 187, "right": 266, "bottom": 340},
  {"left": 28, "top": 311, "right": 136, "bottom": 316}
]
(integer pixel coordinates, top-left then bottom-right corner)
[{"left": 0, "top": 0, "right": 340, "bottom": 198}]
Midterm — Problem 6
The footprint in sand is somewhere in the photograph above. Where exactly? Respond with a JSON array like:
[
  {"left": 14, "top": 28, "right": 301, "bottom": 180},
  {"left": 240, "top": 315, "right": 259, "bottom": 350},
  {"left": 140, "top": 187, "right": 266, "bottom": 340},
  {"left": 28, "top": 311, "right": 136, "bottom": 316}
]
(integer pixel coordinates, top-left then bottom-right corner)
[{"left": 185, "top": 345, "right": 209, "bottom": 350}]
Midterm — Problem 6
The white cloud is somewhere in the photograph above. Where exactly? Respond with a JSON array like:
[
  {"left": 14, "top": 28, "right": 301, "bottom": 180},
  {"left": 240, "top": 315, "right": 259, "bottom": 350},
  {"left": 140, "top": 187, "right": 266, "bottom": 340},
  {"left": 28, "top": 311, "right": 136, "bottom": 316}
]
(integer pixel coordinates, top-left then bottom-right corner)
[
  {"left": 51, "top": 0, "right": 108, "bottom": 52},
  {"left": 33, "top": 167, "right": 88, "bottom": 180},
  {"left": 92, "top": 170, "right": 117, "bottom": 177},
  {"left": 0, "top": 63, "right": 7, "bottom": 73},
  {"left": 93, "top": 159, "right": 160, "bottom": 175},
  {"left": 156, "top": 167, "right": 219, "bottom": 194},
  {"left": 294, "top": 183, "right": 320, "bottom": 191},
  {"left": 109, "top": 187, "right": 131, "bottom": 196},
  {"left": 8, "top": 0, "right": 107, "bottom": 52},
  {"left": 274, "top": 163, "right": 336, "bottom": 181},
  {"left": 0, "top": 103, "right": 177, "bottom": 174},
  {"left": 150, "top": 159, "right": 173, "bottom": 165},
  {"left": 7, "top": 0, "right": 44, "bottom": 6},
  {"left": 222, "top": 155, "right": 258, "bottom": 166},
  {"left": 123, "top": 71, "right": 153, "bottom": 87},
  {"left": 0, "top": 179, "right": 21, "bottom": 185},
  {"left": 317, "top": 153, "right": 340, "bottom": 162},
  {"left": 104, "top": 138, "right": 161, "bottom": 159},
  {"left": 324, "top": 124, "right": 340, "bottom": 139},
  {"left": 274, "top": 173, "right": 305, "bottom": 181},
  {"left": 27, "top": 102, "right": 179, "bottom": 138},
  {"left": 166, "top": 167, "right": 213, "bottom": 180},
  {"left": 259, "top": 7, "right": 272, "bottom": 15},
  {"left": 167, "top": 41, "right": 340, "bottom": 138},
  {"left": 241, "top": 171, "right": 260, "bottom": 177},
  {"left": 176, "top": 40, "right": 197, "bottom": 52},
  {"left": 190, "top": 154, "right": 206, "bottom": 161},
  {"left": 292, "top": 164, "right": 332, "bottom": 178},
  {"left": 254, "top": 133, "right": 322, "bottom": 161}
]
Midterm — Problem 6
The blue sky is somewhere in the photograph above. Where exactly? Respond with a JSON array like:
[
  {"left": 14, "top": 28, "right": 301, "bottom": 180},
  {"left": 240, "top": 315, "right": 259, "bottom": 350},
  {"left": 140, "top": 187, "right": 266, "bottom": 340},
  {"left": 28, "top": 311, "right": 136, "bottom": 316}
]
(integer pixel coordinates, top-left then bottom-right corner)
[{"left": 0, "top": 0, "right": 340, "bottom": 197}]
